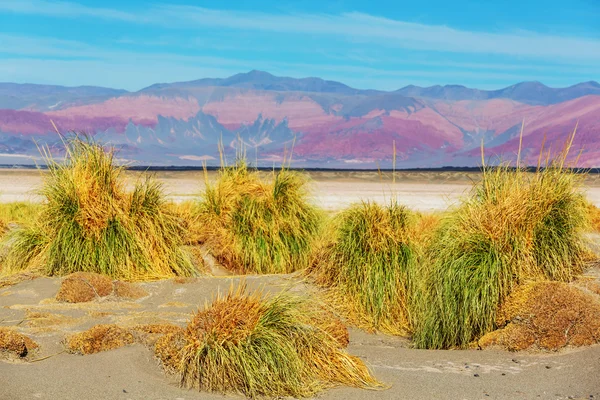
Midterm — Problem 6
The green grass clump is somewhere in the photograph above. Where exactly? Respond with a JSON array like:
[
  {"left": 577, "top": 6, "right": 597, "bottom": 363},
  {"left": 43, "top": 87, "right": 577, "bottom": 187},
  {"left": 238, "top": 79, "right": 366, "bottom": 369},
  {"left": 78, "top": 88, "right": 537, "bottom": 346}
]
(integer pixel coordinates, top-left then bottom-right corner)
[
  {"left": 1, "top": 136, "right": 195, "bottom": 280},
  {"left": 179, "top": 283, "right": 380, "bottom": 398},
  {"left": 0, "top": 202, "right": 42, "bottom": 232},
  {"left": 308, "top": 201, "right": 417, "bottom": 334},
  {"left": 413, "top": 160, "right": 591, "bottom": 349},
  {"left": 196, "top": 161, "right": 320, "bottom": 274}
]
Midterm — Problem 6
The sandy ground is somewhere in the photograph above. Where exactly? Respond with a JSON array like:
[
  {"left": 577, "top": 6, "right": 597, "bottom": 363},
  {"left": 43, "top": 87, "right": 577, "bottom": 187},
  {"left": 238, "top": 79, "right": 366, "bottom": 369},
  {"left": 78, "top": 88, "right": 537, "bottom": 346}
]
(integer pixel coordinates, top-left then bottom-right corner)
[
  {"left": 1, "top": 169, "right": 599, "bottom": 211},
  {"left": 1, "top": 269, "right": 600, "bottom": 400}
]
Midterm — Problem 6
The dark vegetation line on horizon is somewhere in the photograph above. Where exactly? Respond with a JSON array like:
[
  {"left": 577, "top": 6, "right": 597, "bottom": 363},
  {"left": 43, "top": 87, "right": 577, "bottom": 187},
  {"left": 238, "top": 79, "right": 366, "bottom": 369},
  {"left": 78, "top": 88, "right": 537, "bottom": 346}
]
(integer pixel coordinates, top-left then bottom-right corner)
[{"left": 1, "top": 164, "right": 599, "bottom": 174}]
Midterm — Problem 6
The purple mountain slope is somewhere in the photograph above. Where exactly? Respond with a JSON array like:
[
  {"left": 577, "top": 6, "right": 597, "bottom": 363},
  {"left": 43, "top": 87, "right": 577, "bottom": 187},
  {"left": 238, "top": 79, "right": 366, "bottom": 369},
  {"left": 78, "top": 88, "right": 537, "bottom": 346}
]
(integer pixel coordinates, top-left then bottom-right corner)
[{"left": 0, "top": 71, "right": 599, "bottom": 168}]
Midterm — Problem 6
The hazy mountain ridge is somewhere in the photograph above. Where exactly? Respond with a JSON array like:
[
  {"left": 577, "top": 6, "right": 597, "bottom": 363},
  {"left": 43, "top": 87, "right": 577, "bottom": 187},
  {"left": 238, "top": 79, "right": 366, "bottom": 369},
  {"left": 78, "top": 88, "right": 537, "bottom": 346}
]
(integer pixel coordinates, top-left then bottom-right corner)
[
  {"left": 0, "top": 71, "right": 599, "bottom": 168},
  {"left": 396, "top": 81, "right": 600, "bottom": 105}
]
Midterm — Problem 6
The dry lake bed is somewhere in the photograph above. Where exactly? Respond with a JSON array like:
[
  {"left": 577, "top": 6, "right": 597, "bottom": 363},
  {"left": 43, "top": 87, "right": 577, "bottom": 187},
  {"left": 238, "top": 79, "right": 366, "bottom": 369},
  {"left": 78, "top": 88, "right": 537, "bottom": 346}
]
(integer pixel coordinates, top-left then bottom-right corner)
[{"left": 1, "top": 168, "right": 600, "bottom": 210}]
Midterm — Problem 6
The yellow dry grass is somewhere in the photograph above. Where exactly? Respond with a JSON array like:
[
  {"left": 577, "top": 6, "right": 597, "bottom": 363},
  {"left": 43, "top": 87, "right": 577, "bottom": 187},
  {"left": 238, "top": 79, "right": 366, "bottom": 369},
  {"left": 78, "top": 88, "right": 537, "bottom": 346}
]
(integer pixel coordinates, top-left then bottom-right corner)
[
  {"left": 55, "top": 272, "right": 148, "bottom": 303},
  {"left": 588, "top": 203, "right": 600, "bottom": 232},
  {"left": 0, "top": 327, "right": 39, "bottom": 358},
  {"left": 0, "top": 202, "right": 42, "bottom": 233},
  {"left": 112, "top": 281, "right": 148, "bottom": 300},
  {"left": 307, "top": 202, "right": 417, "bottom": 335},
  {"left": 414, "top": 135, "right": 592, "bottom": 349},
  {"left": 154, "top": 330, "right": 186, "bottom": 372},
  {"left": 195, "top": 162, "right": 321, "bottom": 274},
  {"left": 65, "top": 324, "right": 135, "bottom": 355},
  {"left": 479, "top": 281, "right": 600, "bottom": 351},
  {"left": 575, "top": 276, "right": 600, "bottom": 296},
  {"left": 130, "top": 323, "right": 184, "bottom": 346},
  {"left": 55, "top": 272, "right": 113, "bottom": 303},
  {"left": 177, "top": 283, "right": 380, "bottom": 397},
  {"left": 0, "top": 272, "right": 38, "bottom": 289},
  {"left": 24, "top": 311, "right": 78, "bottom": 331},
  {"left": 2, "top": 136, "right": 196, "bottom": 280}
]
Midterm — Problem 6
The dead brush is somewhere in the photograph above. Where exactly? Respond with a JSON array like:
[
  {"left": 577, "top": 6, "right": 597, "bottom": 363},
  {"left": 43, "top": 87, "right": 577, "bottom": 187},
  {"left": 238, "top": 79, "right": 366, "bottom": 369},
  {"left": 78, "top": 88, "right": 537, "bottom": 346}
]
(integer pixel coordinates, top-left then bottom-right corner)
[
  {"left": 177, "top": 283, "right": 380, "bottom": 398},
  {"left": 413, "top": 128, "right": 592, "bottom": 349},
  {"left": 478, "top": 281, "right": 600, "bottom": 351},
  {"left": 0, "top": 135, "right": 196, "bottom": 280},
  {"left": 307, "top": 201, "right": 417, "bottom": 334},
  {"left": 195, "top": 160, "right": 320, "bottom": 274},
  {"left": 0, "top": 327, "right": 39, "bottom": 358},
  {"left": 65, "top": 324, "right": 135, "bottom": 355}
]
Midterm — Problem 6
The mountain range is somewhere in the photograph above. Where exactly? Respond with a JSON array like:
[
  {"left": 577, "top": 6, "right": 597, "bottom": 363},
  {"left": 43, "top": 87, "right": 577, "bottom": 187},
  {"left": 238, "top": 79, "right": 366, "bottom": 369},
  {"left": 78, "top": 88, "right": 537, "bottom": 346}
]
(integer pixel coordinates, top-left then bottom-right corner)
[{"left": 1, "top": 70, "right": 599, "bottom": 168}]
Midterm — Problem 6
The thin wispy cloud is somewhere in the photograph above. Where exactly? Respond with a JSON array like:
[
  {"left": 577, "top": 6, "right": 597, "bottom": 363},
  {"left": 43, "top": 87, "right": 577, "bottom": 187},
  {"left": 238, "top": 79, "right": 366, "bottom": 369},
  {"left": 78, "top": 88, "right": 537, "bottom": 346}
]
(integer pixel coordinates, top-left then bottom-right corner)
[
  {"left": 0, "top": 0, "right": 139, "bottom": 22},
  {"left": 2, "top": 0, "right": 600, "bottom": 62},
  {"left": 1, "top": 0, "right": 598, "bottom": 90}
]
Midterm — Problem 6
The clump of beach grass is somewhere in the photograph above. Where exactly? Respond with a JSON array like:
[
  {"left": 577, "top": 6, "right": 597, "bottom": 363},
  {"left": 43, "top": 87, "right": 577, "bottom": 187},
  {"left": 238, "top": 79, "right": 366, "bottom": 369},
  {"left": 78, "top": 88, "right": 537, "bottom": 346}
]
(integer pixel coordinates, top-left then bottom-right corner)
[
  {"left": 1, "top": 135, "right": 196, "bottom": 280},
  {"left": 308, "top": 201, "right": 417, "bottom": 334},
  {"left": 195, "top": 160, "right": 320, "bottom": 274},
  {"left": 413, "top": 130, "right": 591, "bottom": 349},
  {"left": 177, "top": 283, "right": 380, "bottom": 398}
]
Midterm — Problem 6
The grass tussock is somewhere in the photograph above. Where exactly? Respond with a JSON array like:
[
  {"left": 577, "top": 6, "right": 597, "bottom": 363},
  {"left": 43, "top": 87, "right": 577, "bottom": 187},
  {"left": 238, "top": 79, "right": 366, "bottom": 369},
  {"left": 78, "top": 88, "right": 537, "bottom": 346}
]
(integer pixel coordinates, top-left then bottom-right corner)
[
  {"left": 413, "top": 151, "right": 591, "bottom": 349},
  {"left": 308, "top": 201, "right": 417, "bottom": 334},
  {"left": 478, "top": 281, "right": 600, "bottom": 351},
  {"left": 1, "top": 136, "right": 196, "bottom": 280},
  {"left": 177, "top": 283, "right": 380, "bottom": 398},
  {"left": 195, "top": 161, "right": 320, "bottom": 274},
  {"left": 66, "top": 324, "right": 135, "bottom": 354},
  {"left": 0, "top": 327, "right": 39, "bottom": 358},
  {"left": 0, "top": 202, "right": 42, "bottom": 233}
]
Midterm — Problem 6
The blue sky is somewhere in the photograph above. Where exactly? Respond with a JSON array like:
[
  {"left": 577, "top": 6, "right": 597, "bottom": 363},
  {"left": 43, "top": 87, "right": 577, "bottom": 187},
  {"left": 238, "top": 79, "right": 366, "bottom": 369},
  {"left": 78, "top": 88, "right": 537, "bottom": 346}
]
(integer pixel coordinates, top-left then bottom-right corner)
[{"left": 1, "top": 0, "right": 599, "bottom": 91}]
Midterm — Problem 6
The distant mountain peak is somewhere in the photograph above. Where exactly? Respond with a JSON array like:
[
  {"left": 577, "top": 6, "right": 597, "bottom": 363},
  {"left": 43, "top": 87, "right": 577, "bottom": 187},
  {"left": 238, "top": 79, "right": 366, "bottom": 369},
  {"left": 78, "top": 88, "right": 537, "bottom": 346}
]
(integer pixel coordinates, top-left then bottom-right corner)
[
  {"left": 245, "top": 69, "right": 274, "bottom": 77},
  {"left": 139, "top": 70, "right": 375, "bottom": 95}
]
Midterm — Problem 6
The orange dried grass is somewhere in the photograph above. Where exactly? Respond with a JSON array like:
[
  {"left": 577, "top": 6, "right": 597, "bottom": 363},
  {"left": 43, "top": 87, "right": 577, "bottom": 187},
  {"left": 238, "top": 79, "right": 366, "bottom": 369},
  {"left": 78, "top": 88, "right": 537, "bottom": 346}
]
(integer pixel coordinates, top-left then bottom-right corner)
[
  {"left": 112, "top": 281, "right": 148, "bottom": 300},
  {"left": 0, "top": 327, "right": 39, "bottom": 358},
  {"left": 177, "top": 283, "right": 380, "bottom": 397},
  {"left": 66, "top": 324, "right": 135, "bottom": 355},
  {"left": 55, "top": 272, "right": 148, "bottom": 303},
  {"left": 479, "top": 281, "right": 600, "bottom": 351},
  {"left": 55, "top": 272, "right": 113, "bottom": 303}
]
